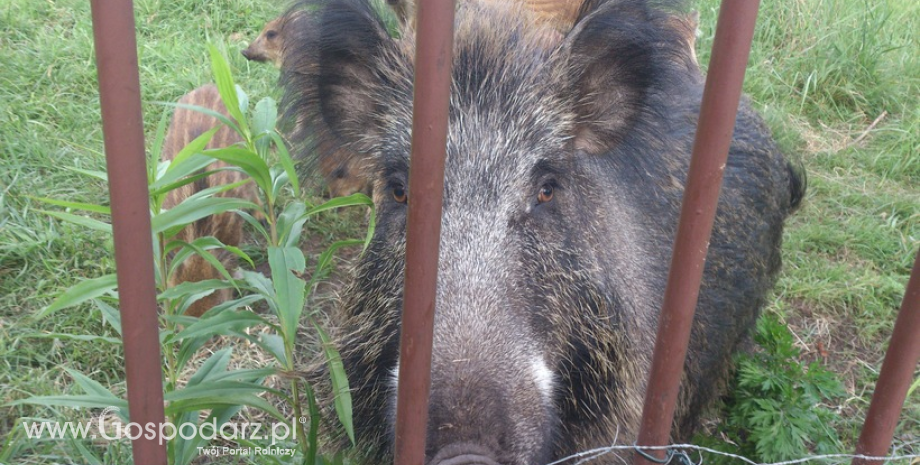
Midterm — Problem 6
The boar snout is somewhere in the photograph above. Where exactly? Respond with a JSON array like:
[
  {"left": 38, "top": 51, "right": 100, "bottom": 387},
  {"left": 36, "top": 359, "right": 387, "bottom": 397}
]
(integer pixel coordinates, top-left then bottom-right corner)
[
  {"left": 419, "top": 323, "right": 556, "bottom": 465},
  {"left": 240, "top": 47, "right": 265, "bottom": 62},
  {"left": 429, "top": 444, "right": 503, "bottom": 465}
]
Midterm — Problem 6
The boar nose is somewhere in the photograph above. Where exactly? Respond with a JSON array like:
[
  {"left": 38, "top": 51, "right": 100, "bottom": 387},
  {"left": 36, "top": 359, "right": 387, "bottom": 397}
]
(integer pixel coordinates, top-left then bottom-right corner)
[
  {"left": 240, "top": 48, "right": 253, "bottom": 60},
  {"left": 429, "top": 443, "right": 502, "bottom": 465}
]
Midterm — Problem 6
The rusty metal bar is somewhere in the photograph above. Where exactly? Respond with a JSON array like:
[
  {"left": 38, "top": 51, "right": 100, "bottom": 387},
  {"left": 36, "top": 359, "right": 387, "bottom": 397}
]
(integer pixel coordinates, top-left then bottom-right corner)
[
  {"left": 393, "top": 0, "right": 457, "bottom": 463},
  {"left": 852, "top": 248, "right": 920, "bottom": 465},
  {"left": 89, "top": 0, "right": 167, "bottom": 463},
  {"left": 633, "top": 1, "right": 761, "bottom": 463}
]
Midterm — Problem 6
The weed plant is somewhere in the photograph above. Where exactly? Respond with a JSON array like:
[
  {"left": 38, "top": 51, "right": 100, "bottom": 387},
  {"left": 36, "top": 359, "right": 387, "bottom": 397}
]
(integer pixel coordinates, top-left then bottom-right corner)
[{"left": 4, "top": 48, "right": 368, "bottom": 465}]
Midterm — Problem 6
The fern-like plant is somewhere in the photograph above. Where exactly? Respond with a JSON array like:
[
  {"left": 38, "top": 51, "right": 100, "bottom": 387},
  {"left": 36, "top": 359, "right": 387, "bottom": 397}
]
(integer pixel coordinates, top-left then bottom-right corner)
[{"left": 705, "top": 314, "right": 845, "bottom": 463}]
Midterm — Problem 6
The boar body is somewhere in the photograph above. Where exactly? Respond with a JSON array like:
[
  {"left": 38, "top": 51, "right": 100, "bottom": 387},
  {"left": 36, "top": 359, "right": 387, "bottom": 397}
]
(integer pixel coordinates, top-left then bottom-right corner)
[
  {"left": 161, "top": 84, "right": 258, "bottom": 317},
  {"left": 282, "top": 0, "right": 805, "bottom": 463}
]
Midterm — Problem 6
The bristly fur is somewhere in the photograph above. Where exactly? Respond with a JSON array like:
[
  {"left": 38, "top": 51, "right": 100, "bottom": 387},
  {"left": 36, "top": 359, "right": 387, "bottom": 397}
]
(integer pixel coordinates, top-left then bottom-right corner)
[
  {"left": 280, "top": 0, "right": 804, "bottom": 463},
  {"left": 161, "top": 84, "right": 261, "bottom": 317},
  {"left": 280, "top": 0, "right": 701, "bottom": 176}
]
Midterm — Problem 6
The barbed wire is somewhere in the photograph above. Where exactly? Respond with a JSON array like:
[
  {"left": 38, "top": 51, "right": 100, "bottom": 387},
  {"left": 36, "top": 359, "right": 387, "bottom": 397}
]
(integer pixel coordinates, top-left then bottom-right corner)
[{"left": 547, "top": 443, "right": 920, "bottom": 465}]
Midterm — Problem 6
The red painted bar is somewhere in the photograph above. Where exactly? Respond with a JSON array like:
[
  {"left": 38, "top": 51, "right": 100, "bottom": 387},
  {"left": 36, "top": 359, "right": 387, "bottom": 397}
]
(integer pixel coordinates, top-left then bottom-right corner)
[
  {"left": 633, "top": 1, "right": 761, "bottom": 463},
  {"left": 89, "top": 0, "right": 167, "bottom": 463},
  {"left": 852, "top": 248, "right": 920, "bottom": 465},
  {"left": 393, "top": 0, "right": 457, "bottom": 463}
]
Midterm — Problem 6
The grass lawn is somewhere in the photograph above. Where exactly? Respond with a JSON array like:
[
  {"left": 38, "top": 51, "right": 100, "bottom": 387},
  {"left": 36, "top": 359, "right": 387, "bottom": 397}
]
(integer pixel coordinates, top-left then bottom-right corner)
[{"left": 1, "top": 0, "right": 917, "bottom": 462}]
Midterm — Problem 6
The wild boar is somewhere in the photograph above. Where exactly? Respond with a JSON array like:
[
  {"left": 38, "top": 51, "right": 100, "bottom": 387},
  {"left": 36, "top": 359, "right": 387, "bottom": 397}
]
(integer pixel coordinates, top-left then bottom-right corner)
[
  {"left": 281, "top": 0, "right": 805, "bottom": 463},
  {"left": 241, "top": 15, "right": 290, "bottom": 67},
  {"left": 242, "top": 12, "right": 369, "bottom": 198},
  {"left": 161, "top": 84, "right": 258, "bottom": 317}
]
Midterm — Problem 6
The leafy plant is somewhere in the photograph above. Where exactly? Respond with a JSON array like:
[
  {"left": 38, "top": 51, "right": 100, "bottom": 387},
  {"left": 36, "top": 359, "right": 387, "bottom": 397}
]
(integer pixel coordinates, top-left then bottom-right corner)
[
  {"left": 700, "top": 314, "right": 845, "bottom": 463},
  {"left": 10, "top": 45, "right": 371, "bottom": 464}
]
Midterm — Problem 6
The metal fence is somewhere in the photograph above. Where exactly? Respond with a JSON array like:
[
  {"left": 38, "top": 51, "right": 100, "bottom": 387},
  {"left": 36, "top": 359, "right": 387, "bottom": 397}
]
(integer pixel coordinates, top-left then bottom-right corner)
[{"left": 86, "top": 0, "right": 920, "bottom": 464}]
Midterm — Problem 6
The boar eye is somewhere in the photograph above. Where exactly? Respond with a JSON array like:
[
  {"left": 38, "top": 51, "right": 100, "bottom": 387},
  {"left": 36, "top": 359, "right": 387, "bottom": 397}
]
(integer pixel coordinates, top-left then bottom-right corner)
[
  {"left": 537, "top": 184, "right": 554, "bottom": 204},
  {"left": 392, "top": 185, "right": 408, "bottom": 204},
  {"left": 266, "top": 30, "right": 278, "bottom": 40}
]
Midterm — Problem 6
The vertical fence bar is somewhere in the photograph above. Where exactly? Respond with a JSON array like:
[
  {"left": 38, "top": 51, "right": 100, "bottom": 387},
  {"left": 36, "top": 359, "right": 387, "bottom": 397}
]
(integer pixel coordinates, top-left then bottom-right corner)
[
  {"left": 633, "top": 1, "right": 760, "bottom": 463},
  {"left": 89, "top": 1, "right": 167, "bottom": 463},
  {"left": 393, "top": 0, "right": 457, "bottom": 463},
  {"left": 852, "top": 248, "right": 920, "bottom": 465}
]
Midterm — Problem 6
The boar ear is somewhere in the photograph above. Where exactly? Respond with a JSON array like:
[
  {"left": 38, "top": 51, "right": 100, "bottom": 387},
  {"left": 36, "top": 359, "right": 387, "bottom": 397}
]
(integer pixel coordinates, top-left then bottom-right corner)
[
  {"left": 560, "top": 0, "right": 663, "bottom": 154},
  {"left": 281, "top": 0, "right": 392, "bottom": 152}
]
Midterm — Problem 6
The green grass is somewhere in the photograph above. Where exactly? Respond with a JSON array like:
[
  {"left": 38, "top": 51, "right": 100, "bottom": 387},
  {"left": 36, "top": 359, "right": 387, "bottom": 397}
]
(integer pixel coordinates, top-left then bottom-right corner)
[
  {"left": 695, "top": 0, "right": 919, "bottom": 454},
  {"left": 1, "top": 0, "right": 918, "bottom": 462}
]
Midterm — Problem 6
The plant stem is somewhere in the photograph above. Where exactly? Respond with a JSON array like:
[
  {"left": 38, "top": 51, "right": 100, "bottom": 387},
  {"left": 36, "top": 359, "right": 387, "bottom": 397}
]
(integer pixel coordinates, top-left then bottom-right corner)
[
  {"left": 268, "top": 196, "right": 279, "bottom": 246},
  {"left": 156, "top": 231, "right": 179, "bottom": 391},
  {"left": 290, "top": 378, "right": 312, "bottom": 464}
]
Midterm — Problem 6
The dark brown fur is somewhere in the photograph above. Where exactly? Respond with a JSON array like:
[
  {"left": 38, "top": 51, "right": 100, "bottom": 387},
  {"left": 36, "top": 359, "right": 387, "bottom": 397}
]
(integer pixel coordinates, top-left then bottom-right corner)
[
  {"left": 243, "top": 13, "right": 369, "bottom": 197},
  {"left": 282, "top": 0, "right": 803, "bottom": 463},
  {"left": 161, "top": 84, "right": 258, "bottom": 317}
]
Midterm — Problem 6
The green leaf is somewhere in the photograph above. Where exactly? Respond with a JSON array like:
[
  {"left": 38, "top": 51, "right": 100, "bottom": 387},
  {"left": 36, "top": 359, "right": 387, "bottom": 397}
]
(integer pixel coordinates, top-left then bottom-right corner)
[
  {"left": 316, "top": 239, "right": 365, "bottom": 277},
  {"left": 163, "top": 282, "right": 238, "bottom": 317},
  {"left": 269, "top": 246, "right": 306, "bottom": 341},
  {"left": 25, "top": 333, "right": 120, "bottom": 344},
  {"left": 157, "top": 278, "right": 237, "bottom": 301},
  {"left": 249, "top": 333, "right": 287, "bottom": 366},
  {"left": 207, "top": 294, "right": 266, "bottom": 314},
  {"left": 173, "top": 310, "right": 266, "bottom": 341},
  {"left": 174, "top": 173, "right": 254, "bottom": 205},
  {"left": 187, "top": 348, "right": 232, "bottom": 387},
  {"left": 166, "top": 243, "right": 233, "bottom": 285},
  {"left": 150, "top": 167, "right": 217, "bottom": 198},
  {"left": 37, "top": 274, "right": 118, "bottom": 319},
  {"left": 151, "top": 153, "right": 217, "bottom": 192},
  {"left": 239, "top": 270, "right": 275, "bottom": 301},
  {"left": 167, "top": 235, "right": 253, "bottom": 274},
  {"left": 8, "top": 395, "right": 128, "bottom": 411},
  {"left": 149, "top": 106, "right": 172, "bottom": 183},
  {"left": 237, "top": 210, "right": 270, "bottom": 243},
  {"left": 168, "top": 125, "right": 220, "bottom": 170},
  {"left": 38, "top": 210, "right": 112, "bottom": 234},
  {"left": 29, "top": 196, "right": 111, "bottom": 215},
  {"left": 206, "top": 368, "right": 277, "bottom": 383},
  {"left": 202, "top": 146, "right": 273, "bottom": 195},
  {"left": 166, "top": 394, "right": 285, "bottom": 423},
  {"left": 303, "top": 193, "right": 374, "bottom": 217},
  {"left": 165, "top": 380, "right": 278, "bottom": 402},
  {"left": 93, "top": 299, "right": 122, "bottom": 336},
  {"left": 269, "top": 131, "right": 299, "bottom": 194},
  {"left": 63, "top": 166, "right": 108, "bottom": 181},
  {"left": 270, "top": 165, "right": 289, "bottom": 201},
  {"left": 315, "top": 322, "right": 355, "bottom": 444},
  {"left": 252, "top": 97, "right": 277, "bottom": 156},
  {"left": 303, "top": 193, "right": 375, "bottom": 248},
  {"left": 160, "top": 101, "right": 242, "bottom": 137},
  {"left": 235, "top": 85, "right": 250, "bottom": 120},
  {"left": 208, "top": 44, "right": 249, "bottom": 138},
  {"left": 276, "top": 202, "right": 307, "bottom": 249},
  {"left": 71, "top": 441, "right": 104, "bottom": 465},
  {"left": 170, "top": 411, "right": 199, "bottom": 465},
  {"left": 176, "top": 336, "right": 210, "bottom": 376},
  {"left": 65, "top": 369, "right": 122, "bottom": 401},
  {"left": 152, "top": 197, "right": 258, "bottom": 235}
]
